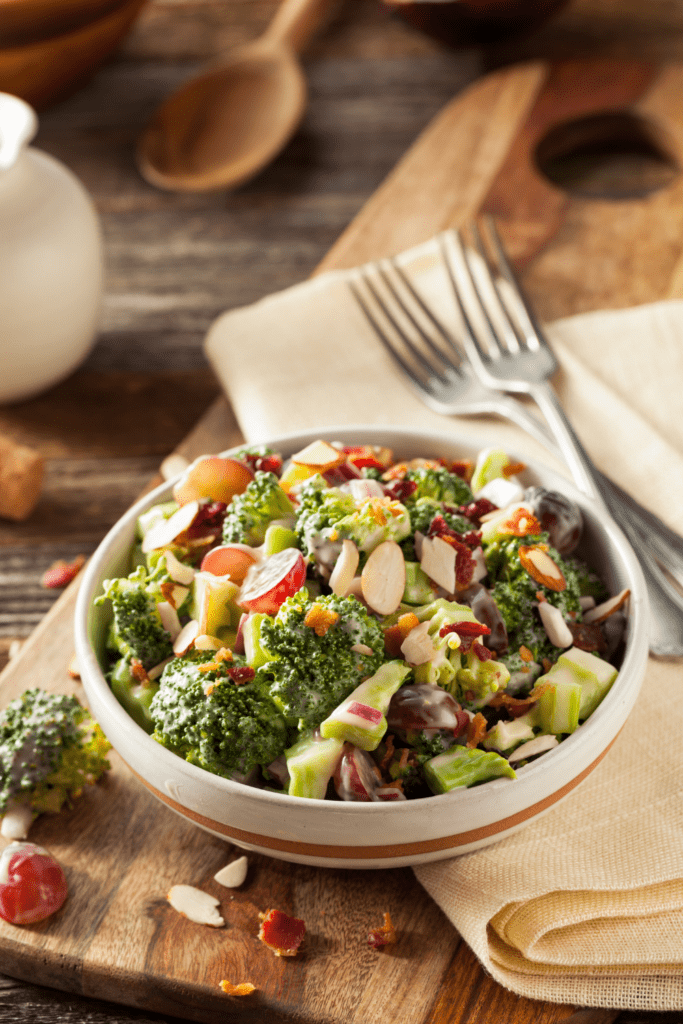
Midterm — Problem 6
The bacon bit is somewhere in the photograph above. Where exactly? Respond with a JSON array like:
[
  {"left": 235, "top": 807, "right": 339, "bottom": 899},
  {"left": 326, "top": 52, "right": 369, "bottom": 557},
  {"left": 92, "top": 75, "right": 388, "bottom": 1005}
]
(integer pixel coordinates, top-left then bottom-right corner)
[
  {"left": 258, "top": 909, "right": 306, "bottom": 957},
  {"left": 502, "top": 460, "right": 526, "bottom": 478},
  {"left": 368, "top": 911, "right": 397, "bottom": 949},
  {"left": 489, "top": 682, "right": 553, "bottom": 718},
  {"left": 398, "top": 747, "right": 409, "bottom": 771},
  {"left": 458, "top": 498, "right": 498, "bottom": 526},
  {"left": 219, "top": 980, "right": 256, "bottom": 997},
  {"left": 439, "top": 620, "right": 491, "bottom": 655},
  {"left": 160, "top": 580, "right": 176, "bottom": 605},
  {"left": 519, "top": 645, "right": 533, "bottom": 662},
  {"left": 472, "top": 641, "right": 494, "bottom": 661},
  {"left": 304, "top": 603, "right": 340, "bottom": 637},
  {"left": 449, "top": 459, "right": 473, "bottom": 481},
  {"left": 342, "top": 445, "right": 392, "bottom": 472},
  {"left": 130, "top": 658, "right": 151, "bottom": 685},
  {"left": 240, "top": 451, "right": 283, "bottom": 475},
  {"left": 520, "top": 545, "right": 566, "bottom": 592},
  {"left": 384, "top": 613, "right": 420, "bottom": 657},
  {"left": 185, "top": 501, "right": 228, "bottom": 540},
  {"left": 383, "top": 778, "right": 404, "bottom": 792},
  {"left": 227, "top": 666, "right": 256, "bottom": 685},
  {"left": 40, "top": 554, "right": 86, "bottom": 589},
  {"left": 536, "top": 591, "right": 546, "bottom": 603},
  {"left": 380, "top": 734, "right": 396, "bottom": 771},
  {"left": 381, "top": 461, "right": 408, "bottom": 481},
  {"left": 502, "top": 507, "right": 542, "bottom": 537},
  {"left": 542, "top": 657, "right": 552, "bottom": 673},
  {"left": 567, "top": 620, "right": 607, "bottom": 654},
  {"left": 383, "top": 478, "right": 417, "bottom": 502},
  {"left": 466, "top": 713, "right": 488, "bottom": 748}
]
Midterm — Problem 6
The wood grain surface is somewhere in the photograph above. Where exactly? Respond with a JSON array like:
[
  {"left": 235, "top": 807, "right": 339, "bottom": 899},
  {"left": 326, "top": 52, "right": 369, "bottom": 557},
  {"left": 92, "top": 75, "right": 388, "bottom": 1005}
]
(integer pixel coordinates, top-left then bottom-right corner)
[{"left": 4, "top": 2, "right": 683, "bottom": 1022}]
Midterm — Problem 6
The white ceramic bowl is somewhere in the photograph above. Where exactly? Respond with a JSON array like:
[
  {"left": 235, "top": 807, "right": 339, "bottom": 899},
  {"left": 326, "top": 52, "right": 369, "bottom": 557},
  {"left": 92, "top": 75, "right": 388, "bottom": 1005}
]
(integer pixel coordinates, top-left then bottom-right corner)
[{"left": 74, "top": 426, "right": 649, "bottom": 869}]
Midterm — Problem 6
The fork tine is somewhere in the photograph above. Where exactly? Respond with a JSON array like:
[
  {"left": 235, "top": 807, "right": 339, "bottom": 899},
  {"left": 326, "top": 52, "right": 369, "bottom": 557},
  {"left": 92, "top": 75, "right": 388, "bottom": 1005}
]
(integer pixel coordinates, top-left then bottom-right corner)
[
  {"left": 349, "top": 263, "right": 464, "bottom": 384},
  {"left": 438, "top": 230, "right": 500, "bottom": 366},
  {"left": 349, "top": 274, "right": 451, "bottom": 400},
  {"left": 479, "top": 215, "right": 542, "bottom": 352}
]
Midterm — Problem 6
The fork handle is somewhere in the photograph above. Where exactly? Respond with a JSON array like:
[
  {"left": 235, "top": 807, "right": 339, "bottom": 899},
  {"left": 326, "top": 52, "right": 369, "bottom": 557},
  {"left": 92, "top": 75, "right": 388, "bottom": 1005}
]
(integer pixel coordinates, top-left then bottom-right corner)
[{"left": 529, "top": 381, "right": 607, "bottom": 507}]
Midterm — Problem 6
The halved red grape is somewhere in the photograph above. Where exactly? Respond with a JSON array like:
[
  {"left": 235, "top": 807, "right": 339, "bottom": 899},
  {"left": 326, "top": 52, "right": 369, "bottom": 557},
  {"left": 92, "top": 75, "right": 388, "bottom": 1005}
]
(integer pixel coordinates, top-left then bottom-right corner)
[
  {"left": 238, "top": 549, "right": 306, "bottom": 615},
  {"left": 0, "top": 842, "right": 67, "bottom": 925}
]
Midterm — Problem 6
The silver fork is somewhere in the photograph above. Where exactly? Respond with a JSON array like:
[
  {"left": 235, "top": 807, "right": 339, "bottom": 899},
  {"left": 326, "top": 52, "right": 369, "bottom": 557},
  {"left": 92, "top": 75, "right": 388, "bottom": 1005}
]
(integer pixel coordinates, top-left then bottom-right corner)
[{"left": 349, "top": 245, "right": 683, "bottom": 657}]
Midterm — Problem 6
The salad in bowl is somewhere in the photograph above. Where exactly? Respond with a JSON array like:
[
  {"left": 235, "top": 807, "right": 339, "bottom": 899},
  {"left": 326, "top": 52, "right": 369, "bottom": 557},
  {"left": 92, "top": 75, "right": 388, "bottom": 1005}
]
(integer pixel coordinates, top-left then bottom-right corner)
[{"left": 76, "top": 427, "right": 647, "bottom": 867}]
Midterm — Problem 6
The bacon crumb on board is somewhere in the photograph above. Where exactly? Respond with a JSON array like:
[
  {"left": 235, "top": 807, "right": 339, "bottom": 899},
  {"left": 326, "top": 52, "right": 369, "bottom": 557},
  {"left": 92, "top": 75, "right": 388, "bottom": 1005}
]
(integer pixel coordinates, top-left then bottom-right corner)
[
  {"left": 40, "top": 554, "right": 86, "bottom": 589},
  {"left": 258, "top": 908, "right": 306, "bottom": 957},
  {"left": 367, "top": 911, "right": 397, "bottom": 949},
  {"left": 219, "top": 980, "right": 256, "bottom": 996}
]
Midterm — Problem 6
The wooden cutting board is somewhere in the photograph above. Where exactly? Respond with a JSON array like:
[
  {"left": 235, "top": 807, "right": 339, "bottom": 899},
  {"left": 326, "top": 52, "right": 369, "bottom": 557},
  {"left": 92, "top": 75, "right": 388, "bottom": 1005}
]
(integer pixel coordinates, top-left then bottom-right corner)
[{"left": 1, "top": 56, "right": 680, "bottom": 1024}]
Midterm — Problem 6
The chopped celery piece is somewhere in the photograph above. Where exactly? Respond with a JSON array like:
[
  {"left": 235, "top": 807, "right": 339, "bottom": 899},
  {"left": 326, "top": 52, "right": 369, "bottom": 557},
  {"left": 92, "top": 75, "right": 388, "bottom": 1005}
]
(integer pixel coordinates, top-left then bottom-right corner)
[
  {"left": 264, "top": 523, "right": 297, "bottom": 556},
  {"left": 319, "top": 661, "right": 410, "bottom": 750},
  {"left": 286, "top": 734, "right": 344, "bottom": 799},
  {"left": 424, "top": 746, "right": 516, "bottom": 793},
  {"left": 536, "top": 677, "right": 582, "bottom": 734}
]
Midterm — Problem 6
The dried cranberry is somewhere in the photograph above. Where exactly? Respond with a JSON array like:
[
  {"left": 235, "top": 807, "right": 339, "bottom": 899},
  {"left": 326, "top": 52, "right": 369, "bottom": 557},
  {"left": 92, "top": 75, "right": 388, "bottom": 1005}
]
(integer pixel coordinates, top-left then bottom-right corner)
[{"left": 459, "top": 498, "right": 498, "bottom": 526}]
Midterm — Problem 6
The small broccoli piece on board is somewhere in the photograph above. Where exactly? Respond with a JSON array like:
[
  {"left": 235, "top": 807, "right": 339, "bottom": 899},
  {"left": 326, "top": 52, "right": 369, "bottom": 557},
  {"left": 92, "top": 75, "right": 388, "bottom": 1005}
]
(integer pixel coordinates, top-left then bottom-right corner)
[
  {"left": 150, "top": 652, "right": 288, "bottom": 779},
  {"left": 0, "top": 690, "right": 110, "bottom": 832},
  {"left": 97, "top": 564, "right": 174, "bottom": 670},
  {"left": 258, "top": 591, "right": 385, "bottom": 732},
  {"left": 222, "top": 471, "right": 294, "bottom": 546}
]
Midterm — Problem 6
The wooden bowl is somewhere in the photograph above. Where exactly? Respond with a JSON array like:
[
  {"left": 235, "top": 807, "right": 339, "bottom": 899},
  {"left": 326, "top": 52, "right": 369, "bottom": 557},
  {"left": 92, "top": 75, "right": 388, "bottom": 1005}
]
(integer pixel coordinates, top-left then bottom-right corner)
[{"left": 0, "top": 0, "right": 148, "bottom": 110}]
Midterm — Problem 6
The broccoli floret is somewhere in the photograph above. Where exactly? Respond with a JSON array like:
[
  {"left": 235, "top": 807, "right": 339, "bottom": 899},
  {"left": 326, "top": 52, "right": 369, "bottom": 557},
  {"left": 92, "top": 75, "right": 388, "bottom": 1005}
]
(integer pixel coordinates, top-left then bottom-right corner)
[
  {"left": 97, "top": 564, "right": 174, "bottom": 670},
  {"left": 222, "top": 471, "right": 295, "bottom": 546},
  {"left": 405, "top": 466, "right": 472, "bottom": 506},
  {"left": 0, "top": 689, "right": 110, "bottom": 818},
  {"left": 294, "top": 478, "right": 356, "bottom": 563},
  {"left": 401, "top": 497, "right": 472, "bottom": 560},
  {"left": 257, "top": 590, "right": 385, "bottom": 731},
  {"left": 149, "top": 652, "right": 288, "bottom": 778},
  {"left": 486, "top": 534, "right": 583, "bottom": 663},
  {"left": 334, "top": 496, "right": 411, "bottom": 554}
]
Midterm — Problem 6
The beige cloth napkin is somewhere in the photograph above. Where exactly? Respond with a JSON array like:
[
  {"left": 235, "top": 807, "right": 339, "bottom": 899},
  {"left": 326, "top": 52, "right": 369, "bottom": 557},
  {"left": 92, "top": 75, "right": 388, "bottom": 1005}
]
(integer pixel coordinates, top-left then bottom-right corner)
[{"left": 205, "top": 238, "right": 683, "bottom": 1011}]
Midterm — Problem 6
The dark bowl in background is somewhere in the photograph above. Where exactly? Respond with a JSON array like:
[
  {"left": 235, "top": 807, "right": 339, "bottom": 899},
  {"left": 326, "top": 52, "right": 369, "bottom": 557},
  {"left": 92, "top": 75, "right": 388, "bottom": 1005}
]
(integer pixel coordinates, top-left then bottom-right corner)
[{"left": 382, "top": 0, "right": 570, "bottom": 47}]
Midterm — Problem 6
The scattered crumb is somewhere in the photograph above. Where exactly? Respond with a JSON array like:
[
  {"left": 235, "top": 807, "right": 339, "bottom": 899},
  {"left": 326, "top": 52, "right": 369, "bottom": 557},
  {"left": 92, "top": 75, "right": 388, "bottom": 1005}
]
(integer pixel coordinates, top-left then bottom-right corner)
[
  {"left": 368, "top": 911, "right": 397, "bottom": 949},
  {"left": 219, "top": 980, "right": 256, "bottom": 997},
  {"left": 67, "top": 652, "right": 81, "bottom": 679}
]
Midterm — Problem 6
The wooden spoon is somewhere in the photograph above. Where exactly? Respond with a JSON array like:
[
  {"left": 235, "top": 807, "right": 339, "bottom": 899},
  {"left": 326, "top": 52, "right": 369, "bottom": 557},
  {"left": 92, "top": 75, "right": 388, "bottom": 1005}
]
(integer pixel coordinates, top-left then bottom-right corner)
[{"left": 136, "top": 0, "right": 337, "bottom": 192}]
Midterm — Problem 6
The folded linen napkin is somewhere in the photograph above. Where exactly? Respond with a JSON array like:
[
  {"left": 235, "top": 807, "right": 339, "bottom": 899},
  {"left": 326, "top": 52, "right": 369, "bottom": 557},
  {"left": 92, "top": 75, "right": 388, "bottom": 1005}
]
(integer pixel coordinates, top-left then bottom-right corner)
[{"left": 205, "top": 238, "right": 683, "bottom": 1012}]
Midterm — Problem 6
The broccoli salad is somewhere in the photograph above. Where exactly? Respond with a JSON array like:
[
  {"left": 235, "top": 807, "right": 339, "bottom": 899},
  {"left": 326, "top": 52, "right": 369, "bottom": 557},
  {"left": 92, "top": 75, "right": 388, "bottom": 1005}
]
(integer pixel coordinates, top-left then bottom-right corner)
[{"left": 96, "top": 439, "right": 629, "bottom": 802}]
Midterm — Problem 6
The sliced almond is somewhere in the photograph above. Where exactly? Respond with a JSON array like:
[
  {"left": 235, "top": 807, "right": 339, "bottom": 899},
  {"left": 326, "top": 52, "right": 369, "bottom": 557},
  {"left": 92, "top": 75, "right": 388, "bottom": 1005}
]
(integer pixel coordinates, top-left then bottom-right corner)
[
  {"left": 214, "top": 856, "right": 248, "bottom": 889},
  {"left": 583, "top": 588, "right": 630, "bottom": 624},
  {"left": 291, "top": 439, "right": 346, "bottom": 471},
  {"left": 579, "top": 595, "right": 596, "bottom": 611},
  {"left": 537, "top": 602, "right": 573, "bottom": 648},
  {"left": 167, "top": 884, "right": 225, "bottom": 927},
  {"left": 173, "top": 619, "right": 200, "bottom": 656},
  {"left": 0, "top": 803, "right": 33, "bottom": 841},
  {"left": 361, "top": 541, "right": 406, "bottom": 615},
  {"left": 194, "top": 634, "right": 223, "bottom": 651},
  {"left": 350, "top": 643, "right": 374, "bottom": 656},
  {"left": 142, "top": 501, "right": 199, "bottom": 554},
  {"left": 508, "top": 734, "right": 559, "bottom": 764},
  {"left": 157, "top": 601, "right": 182, "bottom": 642},
  {"left": 519, "top": 545, "right": 566, "bottom": 592},
  {"left": 148, "top": 656, "right": 174, "bottom": 680},
  {"left": 400, "top": 620, "right": 436, "bottom": 666},
  {"left": 420, "top": 536, "right": 456, "bottom": 594},
  {"left": 164, "top": 549, "right": 196, "bottom": 586},
  {"left": 329, "top": 539, "right": 360, "bottom": 597},
  {"left": 67, "top": 652, "right": 81, "bottom": 679}
]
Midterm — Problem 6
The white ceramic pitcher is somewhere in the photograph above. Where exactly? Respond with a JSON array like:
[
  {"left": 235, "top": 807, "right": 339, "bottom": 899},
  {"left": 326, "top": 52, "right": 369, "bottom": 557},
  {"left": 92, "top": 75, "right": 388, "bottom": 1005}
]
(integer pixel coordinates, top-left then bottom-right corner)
[{"left": 0, "top": 93, "right": 103, "bottom": 404}]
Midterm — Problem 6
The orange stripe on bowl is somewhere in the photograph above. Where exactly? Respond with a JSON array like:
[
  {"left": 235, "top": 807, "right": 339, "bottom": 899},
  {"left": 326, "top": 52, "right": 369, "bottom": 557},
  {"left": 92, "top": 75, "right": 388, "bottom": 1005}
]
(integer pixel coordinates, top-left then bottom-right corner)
[{"left": 125, "top": 736, "right": 617, "bottom": 859}]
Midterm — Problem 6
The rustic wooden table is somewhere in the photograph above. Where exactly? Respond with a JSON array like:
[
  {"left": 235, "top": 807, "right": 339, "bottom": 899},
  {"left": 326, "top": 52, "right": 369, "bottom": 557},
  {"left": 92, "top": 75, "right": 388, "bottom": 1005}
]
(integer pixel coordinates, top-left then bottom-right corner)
[{"left": 3, "top": 1, "right": 683, "bottom": 1021}]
